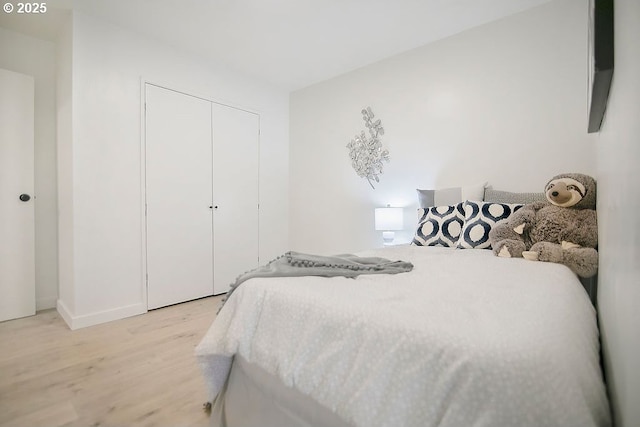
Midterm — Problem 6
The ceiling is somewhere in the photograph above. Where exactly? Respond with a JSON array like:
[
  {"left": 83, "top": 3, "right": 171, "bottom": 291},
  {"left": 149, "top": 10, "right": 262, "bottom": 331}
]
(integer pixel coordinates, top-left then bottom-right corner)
[{"left": 0, "top": 0, "right": 551, "bottom": 91}]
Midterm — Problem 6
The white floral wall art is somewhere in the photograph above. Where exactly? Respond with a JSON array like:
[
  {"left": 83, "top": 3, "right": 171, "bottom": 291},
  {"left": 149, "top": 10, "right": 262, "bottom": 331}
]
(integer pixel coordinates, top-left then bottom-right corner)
[{"left": 346, "top": 107, "right": 389, "bottom": 189}]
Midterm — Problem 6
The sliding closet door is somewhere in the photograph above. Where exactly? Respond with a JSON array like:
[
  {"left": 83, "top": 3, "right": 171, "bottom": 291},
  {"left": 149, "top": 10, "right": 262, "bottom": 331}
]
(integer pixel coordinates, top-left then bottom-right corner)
[
  {"left": 145, "top": 84, "right": 214, "bottom": 309},
  {"left": 212, "top": 104, "right": 259, "bottom": 295}
]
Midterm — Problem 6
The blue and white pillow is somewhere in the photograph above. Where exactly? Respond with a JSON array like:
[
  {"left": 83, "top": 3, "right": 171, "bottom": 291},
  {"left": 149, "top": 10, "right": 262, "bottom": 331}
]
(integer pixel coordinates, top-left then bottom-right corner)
[
  {"left": 457, "top": 201, "right": 523, "bottom": 249},
  {"left": 412, "top": 203, "right": 465, "bottom": 247}
]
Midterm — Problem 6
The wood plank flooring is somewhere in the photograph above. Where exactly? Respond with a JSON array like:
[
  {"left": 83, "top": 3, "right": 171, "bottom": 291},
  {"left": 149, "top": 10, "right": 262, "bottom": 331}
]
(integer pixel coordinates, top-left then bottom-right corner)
[{"left": 0, "top": 296, "right": 223, "bottom": 427}]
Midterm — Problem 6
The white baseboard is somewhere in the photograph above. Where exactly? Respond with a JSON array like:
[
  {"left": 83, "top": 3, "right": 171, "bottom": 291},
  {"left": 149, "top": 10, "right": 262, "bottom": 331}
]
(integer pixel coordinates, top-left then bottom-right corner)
[
  {"left": 56, "top": 299, "right": 74, "bottom": 328},
  {"left": 56, "top": 299, "right": 147, "bottom": 330}
]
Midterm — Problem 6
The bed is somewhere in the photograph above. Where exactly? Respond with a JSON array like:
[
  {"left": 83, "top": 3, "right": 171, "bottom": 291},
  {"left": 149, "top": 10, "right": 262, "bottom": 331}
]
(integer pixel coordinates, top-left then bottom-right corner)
[{"left": 195, "top": 244, "right": 611, "bottom": 427}]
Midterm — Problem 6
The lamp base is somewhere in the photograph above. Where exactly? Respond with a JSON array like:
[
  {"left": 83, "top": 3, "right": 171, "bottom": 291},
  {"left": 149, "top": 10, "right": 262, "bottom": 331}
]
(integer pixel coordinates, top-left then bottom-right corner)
[{"left": 382, "top": 231, "right": 395, "bottom": 245}]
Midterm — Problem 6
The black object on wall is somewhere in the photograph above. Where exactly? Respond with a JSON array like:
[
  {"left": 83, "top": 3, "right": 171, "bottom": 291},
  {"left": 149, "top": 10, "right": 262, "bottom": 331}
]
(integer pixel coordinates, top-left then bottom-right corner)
[{"left": 587, "top": 0, "right": 614, "bottom": 133}]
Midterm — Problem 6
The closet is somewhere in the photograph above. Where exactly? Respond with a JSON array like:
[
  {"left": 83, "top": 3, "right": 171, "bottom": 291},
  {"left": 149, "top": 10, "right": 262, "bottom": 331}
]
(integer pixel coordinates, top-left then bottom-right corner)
[{"left": 144, "top": 84, "right": 259, "bottom": 309}]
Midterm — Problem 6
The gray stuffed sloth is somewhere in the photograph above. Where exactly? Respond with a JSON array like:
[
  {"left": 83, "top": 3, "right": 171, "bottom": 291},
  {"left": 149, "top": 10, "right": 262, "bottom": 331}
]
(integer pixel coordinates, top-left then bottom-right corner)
[{"left": 488, "top": 173, "right": 598, "bottom": 278}]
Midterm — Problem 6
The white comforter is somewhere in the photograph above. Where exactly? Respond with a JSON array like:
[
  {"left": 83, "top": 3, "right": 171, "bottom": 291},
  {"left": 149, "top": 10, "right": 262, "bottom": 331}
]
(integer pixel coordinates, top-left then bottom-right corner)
[{"left": 196, "top": 245, "right": 611, "bottom": 427}]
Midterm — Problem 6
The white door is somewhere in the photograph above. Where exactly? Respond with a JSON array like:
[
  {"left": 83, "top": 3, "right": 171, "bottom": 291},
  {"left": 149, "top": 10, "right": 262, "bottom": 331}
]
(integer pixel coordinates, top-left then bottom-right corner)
[
  {"left": 145, "top": 84, "right": 214, "bottom": 309},
  {"left": 212, "top": 104, "right": 260, "bottom": 295},
  {"left": 0, "top": 69, "right": 35, "bottom": 322}
]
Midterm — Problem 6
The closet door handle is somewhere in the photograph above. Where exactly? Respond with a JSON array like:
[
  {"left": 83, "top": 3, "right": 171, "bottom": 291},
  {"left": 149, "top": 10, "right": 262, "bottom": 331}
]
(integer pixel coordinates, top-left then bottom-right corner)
[{"left": 209, "top": 205, "right": 218, "bottom": 209}]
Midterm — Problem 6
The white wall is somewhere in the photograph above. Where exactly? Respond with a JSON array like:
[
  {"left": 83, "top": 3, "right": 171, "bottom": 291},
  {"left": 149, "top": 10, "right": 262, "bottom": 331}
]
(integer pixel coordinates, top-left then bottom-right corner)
[
  {"left": 290, "top": 0, "right": 596, "bottom": 254},
  {"left": 595, "top": 0, "right": 640, "bottom": 425},
  {"left": 0, "top": 27, "right": 58, "bottom": 310},
  {"left": 57, "top": 11, "right": 289, "bottom": 328}
]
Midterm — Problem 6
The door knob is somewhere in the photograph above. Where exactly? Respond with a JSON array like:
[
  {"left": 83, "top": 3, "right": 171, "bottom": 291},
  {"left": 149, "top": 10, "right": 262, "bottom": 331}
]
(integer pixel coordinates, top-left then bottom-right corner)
[{"left": 19, "top": 194, "right": 31, "bottom": 202}]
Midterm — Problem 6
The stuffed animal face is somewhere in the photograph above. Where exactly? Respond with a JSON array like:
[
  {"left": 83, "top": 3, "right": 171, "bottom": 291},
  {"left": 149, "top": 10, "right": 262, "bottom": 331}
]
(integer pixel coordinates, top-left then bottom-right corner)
[
  {"left": 545, "top": 177, "right": 587, "bottom": 207},
  {"left": 545, "top": 173, "right": 597, "bottom": 210}
]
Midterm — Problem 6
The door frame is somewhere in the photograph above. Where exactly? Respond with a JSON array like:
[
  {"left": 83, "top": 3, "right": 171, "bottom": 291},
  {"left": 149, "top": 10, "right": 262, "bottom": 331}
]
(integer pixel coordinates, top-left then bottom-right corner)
[{"left": 140, "top": 78, "right": 260, "bottom": 309}]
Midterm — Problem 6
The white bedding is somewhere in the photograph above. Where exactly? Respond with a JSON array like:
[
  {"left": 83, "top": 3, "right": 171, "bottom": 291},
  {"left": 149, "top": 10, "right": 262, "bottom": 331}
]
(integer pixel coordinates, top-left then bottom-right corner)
[{"left": 196, "top": 245, "right": 611, "bottom": 427}]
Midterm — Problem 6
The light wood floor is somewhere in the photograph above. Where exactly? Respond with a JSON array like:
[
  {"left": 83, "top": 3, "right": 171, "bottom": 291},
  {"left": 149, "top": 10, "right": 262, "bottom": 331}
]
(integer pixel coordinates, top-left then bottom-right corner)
[{"left": 0, "top": 296, "right": 223, "bottom": 427}]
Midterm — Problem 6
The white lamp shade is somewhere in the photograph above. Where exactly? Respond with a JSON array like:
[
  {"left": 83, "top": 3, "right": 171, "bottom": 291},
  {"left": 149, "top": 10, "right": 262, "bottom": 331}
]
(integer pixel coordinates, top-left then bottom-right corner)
[{"left": 375, "top": 207, "right": 403, "bottom": 231}]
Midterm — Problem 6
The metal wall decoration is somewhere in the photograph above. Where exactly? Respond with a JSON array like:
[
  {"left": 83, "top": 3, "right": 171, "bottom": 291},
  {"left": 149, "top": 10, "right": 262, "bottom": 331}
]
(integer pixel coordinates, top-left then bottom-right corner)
[{"left": 346, "top": 107, "right": 389, "bottom": 189}]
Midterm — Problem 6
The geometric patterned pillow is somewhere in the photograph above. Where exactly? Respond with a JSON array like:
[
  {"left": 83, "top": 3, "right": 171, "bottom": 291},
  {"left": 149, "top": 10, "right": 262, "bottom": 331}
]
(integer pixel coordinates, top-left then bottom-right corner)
[
  {"left": 412, "top": 203, "right": 465, "bottom": 247},
  {"left": 456, "top": 201, "right": 523, "bottom": 249}
]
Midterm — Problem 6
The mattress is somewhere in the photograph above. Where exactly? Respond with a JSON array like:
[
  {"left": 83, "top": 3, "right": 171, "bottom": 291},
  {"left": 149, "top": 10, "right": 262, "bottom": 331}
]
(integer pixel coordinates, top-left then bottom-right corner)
[{"left": 196, "top": 245, "right": 611, "bottom": 427}]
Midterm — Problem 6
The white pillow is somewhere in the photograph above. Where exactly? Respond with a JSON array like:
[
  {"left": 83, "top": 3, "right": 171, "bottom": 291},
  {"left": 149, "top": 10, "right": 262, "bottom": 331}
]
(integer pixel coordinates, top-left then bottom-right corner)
[
  {"left": 416, "top": 182, "right": 487, "bottom": 208},
  {"left": 462, "top": 182, "right": 488, "bottom": 202}
]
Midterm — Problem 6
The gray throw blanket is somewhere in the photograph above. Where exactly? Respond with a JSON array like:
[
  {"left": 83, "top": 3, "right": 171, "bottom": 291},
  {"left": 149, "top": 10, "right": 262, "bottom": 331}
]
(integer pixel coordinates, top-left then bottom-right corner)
[{"left": 219, "top": 251, "right": 413, "bottom": 312}]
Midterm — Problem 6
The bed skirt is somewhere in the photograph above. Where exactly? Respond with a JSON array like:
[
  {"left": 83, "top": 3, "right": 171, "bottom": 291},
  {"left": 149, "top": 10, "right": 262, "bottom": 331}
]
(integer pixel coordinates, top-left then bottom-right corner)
[{"left": 209, "top": 355, "right": 351, "bottom": 427}]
